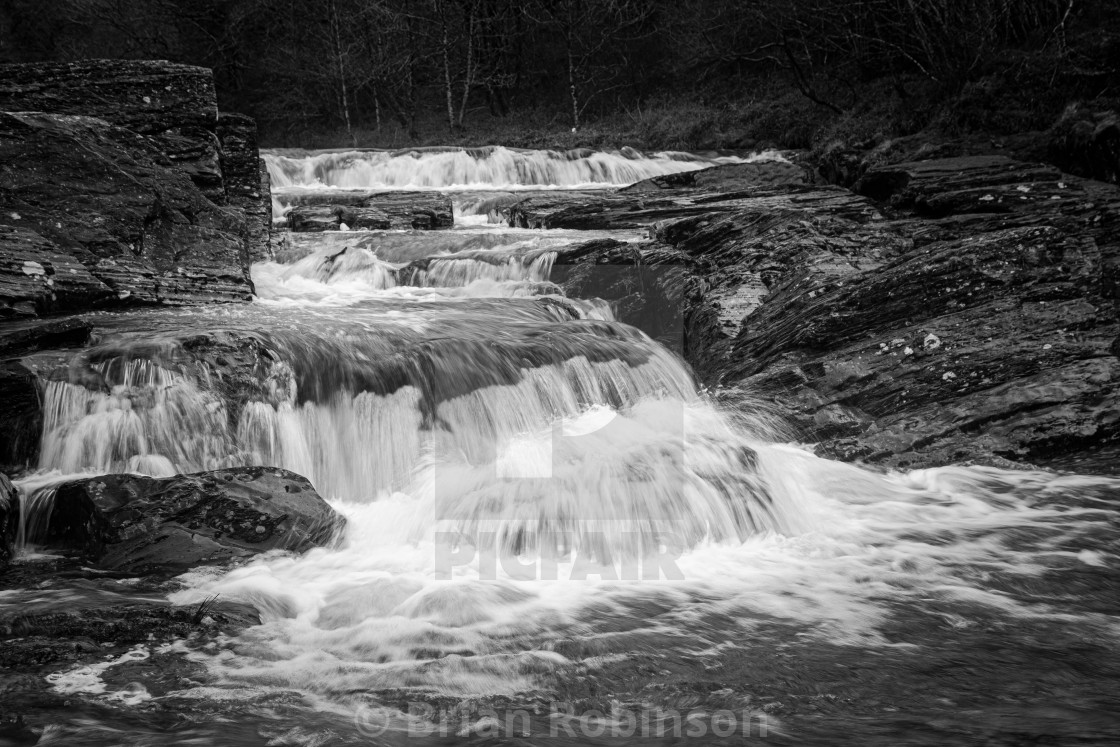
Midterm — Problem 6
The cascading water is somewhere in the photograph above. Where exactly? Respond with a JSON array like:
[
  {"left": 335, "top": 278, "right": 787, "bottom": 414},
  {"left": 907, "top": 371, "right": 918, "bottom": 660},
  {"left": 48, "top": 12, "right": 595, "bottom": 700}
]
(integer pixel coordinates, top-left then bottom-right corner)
[
  {"left": 264, "top": 146, "right": 775, "bottom": 191},
  {"left": 9, "top": 148, "right": 1120, "bottom": 746}
]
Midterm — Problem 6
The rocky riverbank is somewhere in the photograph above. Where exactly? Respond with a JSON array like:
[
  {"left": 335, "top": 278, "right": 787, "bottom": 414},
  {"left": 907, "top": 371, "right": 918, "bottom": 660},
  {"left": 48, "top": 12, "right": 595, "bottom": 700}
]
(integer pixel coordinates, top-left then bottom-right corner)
[
  {"left": 492, "top": 155, "right": 1120, "bottom": 472},
  {"left": 0, "top": 59, "right": 272, "bottom": 320}
]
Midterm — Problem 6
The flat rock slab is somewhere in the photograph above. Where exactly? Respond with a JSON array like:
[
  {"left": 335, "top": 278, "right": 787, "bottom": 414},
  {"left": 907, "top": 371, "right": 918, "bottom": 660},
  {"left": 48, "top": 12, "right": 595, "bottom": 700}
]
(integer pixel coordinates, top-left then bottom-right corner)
[
  {"left": 37, "top": 466, "right": 344, "bottom": 574},
  {"left": 620, "top": 160, "right": 809, "bottom": 193},
  {"left": 284, "top": 191, "right": 453, "bottom": 231},
  {"left": 505, "top": 184, "right": 878, "bottom": 230}
]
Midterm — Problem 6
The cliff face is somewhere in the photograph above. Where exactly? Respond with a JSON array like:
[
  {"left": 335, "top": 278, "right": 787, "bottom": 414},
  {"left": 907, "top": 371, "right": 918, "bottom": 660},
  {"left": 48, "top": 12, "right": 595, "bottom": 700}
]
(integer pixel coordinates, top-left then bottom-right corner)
[{"left": 0, "top": 59, "right": 272, "bottom": 318}]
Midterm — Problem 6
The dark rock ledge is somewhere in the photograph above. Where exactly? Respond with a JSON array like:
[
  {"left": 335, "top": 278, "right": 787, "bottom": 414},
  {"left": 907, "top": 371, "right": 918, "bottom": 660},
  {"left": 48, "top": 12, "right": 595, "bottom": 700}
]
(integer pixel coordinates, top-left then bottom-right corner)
[
  {"left": 0, "top": 59, "right": 274, "bottom": 320},
  {"left": 557, "top": 156, "right": 1119, "bottom": 472}
]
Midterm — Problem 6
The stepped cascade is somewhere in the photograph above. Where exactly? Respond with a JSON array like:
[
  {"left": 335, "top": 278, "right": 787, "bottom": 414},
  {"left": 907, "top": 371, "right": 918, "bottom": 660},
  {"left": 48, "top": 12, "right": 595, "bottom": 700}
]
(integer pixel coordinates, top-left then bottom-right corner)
[{"left": 5, "top": 145, "right": 1119, "bottom": 747}]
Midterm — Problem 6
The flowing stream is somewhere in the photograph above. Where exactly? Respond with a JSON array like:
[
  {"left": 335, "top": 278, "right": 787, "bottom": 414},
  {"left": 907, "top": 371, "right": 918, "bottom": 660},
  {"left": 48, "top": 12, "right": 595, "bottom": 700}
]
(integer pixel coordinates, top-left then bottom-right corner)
[{"left": 7, "top": 147, "right": 1120, "bottom": 746}]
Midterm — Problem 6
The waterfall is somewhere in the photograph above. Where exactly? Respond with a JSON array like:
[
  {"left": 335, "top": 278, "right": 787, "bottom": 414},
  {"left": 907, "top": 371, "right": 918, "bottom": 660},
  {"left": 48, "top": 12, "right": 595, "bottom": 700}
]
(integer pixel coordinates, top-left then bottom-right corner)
[
  {"left": 15, "top": 144, "right": 1119, "bottom": 744},
  {"left": 264, "top": 146, "right": 779, "bottom": 190}
]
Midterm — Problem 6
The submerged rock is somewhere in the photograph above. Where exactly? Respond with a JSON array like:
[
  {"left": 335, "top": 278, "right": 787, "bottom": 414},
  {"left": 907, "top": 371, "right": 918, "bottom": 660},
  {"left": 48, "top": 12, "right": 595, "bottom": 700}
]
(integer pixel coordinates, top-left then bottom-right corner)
[{"left": 38, "top": 467, "right": 344, "bottom": 574}]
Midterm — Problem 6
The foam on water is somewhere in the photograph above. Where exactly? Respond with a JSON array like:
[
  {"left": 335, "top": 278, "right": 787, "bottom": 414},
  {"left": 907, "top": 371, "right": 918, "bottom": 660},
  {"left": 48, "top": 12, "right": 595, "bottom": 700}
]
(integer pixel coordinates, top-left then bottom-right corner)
[
  {"left": 264, "top": 146, "right": 778, "bottom": 191},
  {"left": 167, "top": 414, "right": 1120, "bottom": 707}
]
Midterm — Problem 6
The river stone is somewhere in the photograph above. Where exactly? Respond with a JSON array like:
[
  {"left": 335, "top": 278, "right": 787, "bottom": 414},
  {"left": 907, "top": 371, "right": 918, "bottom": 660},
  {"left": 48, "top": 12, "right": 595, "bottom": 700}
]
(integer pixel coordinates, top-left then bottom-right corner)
[
  {"left": 0, "top": 111, "right": 253, "bottom": 313},
  {"left": 42, "top": 467, "right": 344, "bottom": 574}
]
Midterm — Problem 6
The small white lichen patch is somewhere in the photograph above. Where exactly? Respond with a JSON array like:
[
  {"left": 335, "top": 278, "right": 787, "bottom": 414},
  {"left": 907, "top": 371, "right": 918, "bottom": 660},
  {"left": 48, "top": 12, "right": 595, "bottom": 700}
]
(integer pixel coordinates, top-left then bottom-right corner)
[
  {"left": 942, "top": 371, "right": 957, "bottom": 381},
  {"left": 903, "top": 346, "right": 914, "bottom": 356},
  {"left": 143, "top": 96, "right": 151, "bottom": 104},
  {"left": 22, "top": 260, "right": 45, "bottom": 276},
  {"left": 923, "top": 333, "right": 941, "bottom": 350},
  {"left": 1016, "top": 185, "right": 1031, "bottom": 192},
  {"left": 979, "top": 194, "right": 995, "bottom": 202},
  {"left": 1043, "top": 343, "right": 1052, "bottom": 350},
  {"left": 9, "top": 211, "right": 19, "bottom": 220}
]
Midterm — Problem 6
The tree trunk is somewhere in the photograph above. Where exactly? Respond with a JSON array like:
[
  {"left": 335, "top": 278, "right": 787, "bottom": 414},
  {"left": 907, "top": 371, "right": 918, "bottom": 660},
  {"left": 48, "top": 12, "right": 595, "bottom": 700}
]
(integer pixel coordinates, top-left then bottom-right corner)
[
  {"left": 328, "top": 3, "right": 352, "bottom": 137},
  {"left": 440, "top": 2, "right": 455, "bottom": 132},
  {"left": 567, "top": 41, "right": 579, "bottom": 130},
  {"left": 457, "top": 1, "right": 476, "bottom": 128},
  {"left": 565, "top": 1, "right": 580, "bottom": 130}
]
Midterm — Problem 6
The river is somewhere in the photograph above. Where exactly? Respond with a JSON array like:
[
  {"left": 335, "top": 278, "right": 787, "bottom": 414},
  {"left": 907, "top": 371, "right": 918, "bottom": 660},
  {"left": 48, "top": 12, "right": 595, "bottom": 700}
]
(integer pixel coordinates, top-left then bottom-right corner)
[{"left": 6, "top": 147, "right": 1120, "bottom": 746}]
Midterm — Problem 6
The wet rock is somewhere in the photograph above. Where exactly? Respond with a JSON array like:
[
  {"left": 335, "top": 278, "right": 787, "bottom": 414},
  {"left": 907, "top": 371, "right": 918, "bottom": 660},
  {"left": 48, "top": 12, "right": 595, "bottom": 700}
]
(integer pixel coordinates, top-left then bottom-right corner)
[
  {"left": 217, "top": 113, "right": 272, "bottom": 261},
  {"left": 0, "top": 58, "right": 223, "bottom": 200},
  {"left": 675, "top": 155, "right": 1120, "bottom": 469},
  {"left": 0, "top": 111, "right": 253, "bottom": 313},
  {"left": 0, "top": 361, "right": 42, "bottom": 474},
  {"left": 0, "top": 226, "right": 113, "bottom": 317},
  {"left": 0, "top": 317, "right": 92, "bottom": 356},
  {"left": 38, "top": 467, "right": 344, "bottom": 574},
  {"left": 284, "top": 191, "right": 453, "bottom": 231},
  {"left": 620, "top": 160, "right": 809, "bottom": 193},
  {"left": 506, "top": 184, "right": 876, "bottom": 230},
  {"left": 551, "top": 238, "right": 692, "bottom": 352},
  {"left": 0, "top": 473, "right": 15, "bottom": 564}
]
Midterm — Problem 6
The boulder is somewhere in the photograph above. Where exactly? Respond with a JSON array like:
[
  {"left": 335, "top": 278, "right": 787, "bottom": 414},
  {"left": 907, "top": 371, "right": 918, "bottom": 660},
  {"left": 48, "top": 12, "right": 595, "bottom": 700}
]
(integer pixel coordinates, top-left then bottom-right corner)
[
  {"left": 37, "top": 467, "right": 344, "bottom": 574},
  {"left": 0, "top": 58, "right": 224, "bottom": 200},
  {"left": 0, "top": 111, "right": 253, "bottom": 313},
  {"left": 217, "top": 113, "right": 272, "bottom": 261},
  {"left": 673, "top": 155, "right": 1120, "bottom": 470}
]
